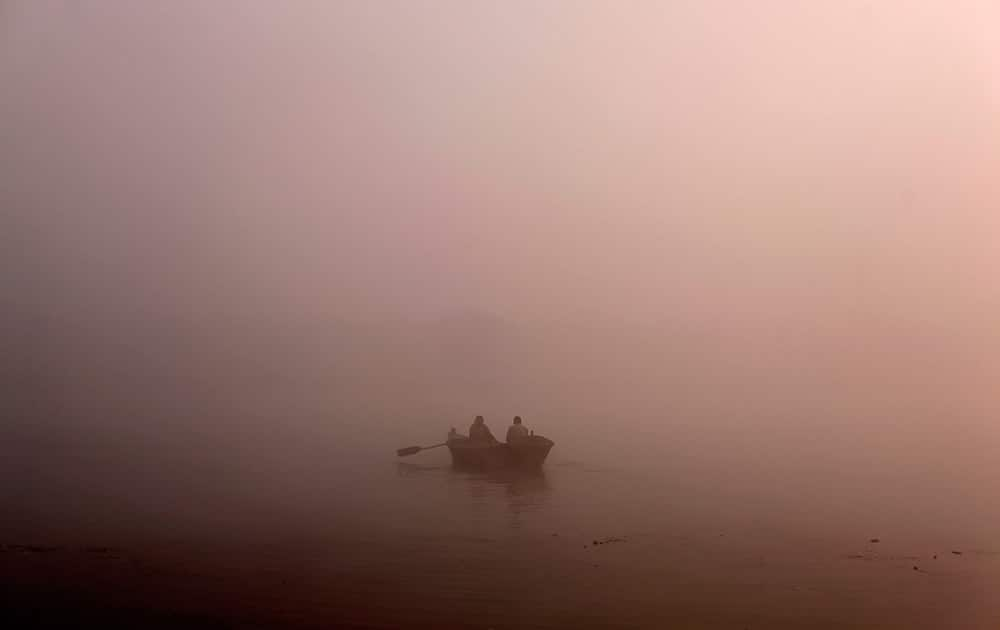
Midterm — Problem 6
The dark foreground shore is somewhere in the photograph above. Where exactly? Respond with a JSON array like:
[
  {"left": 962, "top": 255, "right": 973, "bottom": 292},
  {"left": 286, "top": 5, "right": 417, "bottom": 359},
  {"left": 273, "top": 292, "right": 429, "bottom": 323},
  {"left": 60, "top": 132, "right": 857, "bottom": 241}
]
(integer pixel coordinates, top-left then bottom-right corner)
[{"left": 3, "top": 531, "right": 998, "bottom": 630}]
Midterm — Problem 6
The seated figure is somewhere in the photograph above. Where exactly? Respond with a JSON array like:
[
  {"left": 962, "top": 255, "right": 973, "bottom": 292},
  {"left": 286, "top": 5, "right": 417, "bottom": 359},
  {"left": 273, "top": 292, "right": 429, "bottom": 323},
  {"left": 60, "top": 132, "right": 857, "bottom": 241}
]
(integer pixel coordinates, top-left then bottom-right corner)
[
  {"left": 468, "top": 415, "right": 497, "bottom": 443},
  {"left": 505, "top": 416, "right": 529, "bottom": 443}
]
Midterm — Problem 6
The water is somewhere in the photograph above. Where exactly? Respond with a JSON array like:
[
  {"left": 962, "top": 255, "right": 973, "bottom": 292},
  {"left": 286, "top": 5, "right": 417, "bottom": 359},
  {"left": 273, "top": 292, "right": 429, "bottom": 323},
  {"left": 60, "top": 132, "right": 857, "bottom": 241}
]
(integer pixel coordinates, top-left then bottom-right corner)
[{"left": 5, "top": 427, "right": 998, "bottom": 628}]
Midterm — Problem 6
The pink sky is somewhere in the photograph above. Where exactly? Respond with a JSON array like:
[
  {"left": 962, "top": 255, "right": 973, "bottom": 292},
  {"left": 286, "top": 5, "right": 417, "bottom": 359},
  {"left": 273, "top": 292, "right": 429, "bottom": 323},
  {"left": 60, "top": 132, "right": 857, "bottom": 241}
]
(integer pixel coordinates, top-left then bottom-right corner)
[{"left": 3, "top": 1, "right": 997, "bottom": 326}]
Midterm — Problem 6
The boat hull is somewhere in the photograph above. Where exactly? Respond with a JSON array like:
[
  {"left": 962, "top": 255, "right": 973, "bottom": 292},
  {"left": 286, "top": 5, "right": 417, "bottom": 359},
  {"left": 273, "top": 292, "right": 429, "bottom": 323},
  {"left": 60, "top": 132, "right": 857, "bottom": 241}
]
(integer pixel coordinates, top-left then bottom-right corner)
[{"left": 447, "top": 436, "right": 554, "bottom": 469}]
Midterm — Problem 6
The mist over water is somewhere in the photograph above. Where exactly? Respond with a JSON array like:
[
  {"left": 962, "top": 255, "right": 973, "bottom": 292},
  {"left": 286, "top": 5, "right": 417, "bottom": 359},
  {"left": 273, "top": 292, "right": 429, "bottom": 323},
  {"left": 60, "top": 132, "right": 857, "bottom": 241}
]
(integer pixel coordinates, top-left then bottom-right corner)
[{"left": 3, "top": 2, "right": 999, "bottom": 627}]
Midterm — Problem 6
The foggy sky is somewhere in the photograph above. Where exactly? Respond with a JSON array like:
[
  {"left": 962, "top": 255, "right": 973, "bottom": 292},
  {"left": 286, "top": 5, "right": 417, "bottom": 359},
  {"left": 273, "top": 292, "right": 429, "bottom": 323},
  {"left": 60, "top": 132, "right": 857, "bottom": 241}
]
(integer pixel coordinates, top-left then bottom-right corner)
[
  {"left": 3, "top": 2, "right": 1000, "bottom": 452},
  {"left": 4, "top": 1, "right": 997, "bottom": 323}
]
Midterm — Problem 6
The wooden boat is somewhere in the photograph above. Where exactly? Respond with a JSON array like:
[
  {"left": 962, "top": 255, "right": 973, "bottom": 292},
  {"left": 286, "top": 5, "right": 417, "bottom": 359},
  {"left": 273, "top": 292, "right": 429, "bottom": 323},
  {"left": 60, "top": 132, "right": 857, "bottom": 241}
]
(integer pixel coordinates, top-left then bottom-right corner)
[{"left": 447, "top": 435, "right": 554, "bottom": 469}]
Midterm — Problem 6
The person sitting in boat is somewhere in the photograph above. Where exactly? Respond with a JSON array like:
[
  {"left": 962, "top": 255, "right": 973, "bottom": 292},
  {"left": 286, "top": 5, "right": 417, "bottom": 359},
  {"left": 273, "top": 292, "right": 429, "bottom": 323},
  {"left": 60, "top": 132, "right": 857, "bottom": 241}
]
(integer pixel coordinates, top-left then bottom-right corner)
[
  {"left": 506, "top": 416, "right": 529, "bottom": 443},
  {"left": 468, "top": 415, "right": 497, "bottom": 443}
]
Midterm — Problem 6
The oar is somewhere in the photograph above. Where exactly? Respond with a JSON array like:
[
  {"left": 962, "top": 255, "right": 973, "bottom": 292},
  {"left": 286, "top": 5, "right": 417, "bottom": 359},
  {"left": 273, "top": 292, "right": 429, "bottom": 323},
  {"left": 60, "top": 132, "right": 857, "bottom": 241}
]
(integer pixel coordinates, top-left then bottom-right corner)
[{"left": 396, "top": 442, "right": 447, "bottom": 457}]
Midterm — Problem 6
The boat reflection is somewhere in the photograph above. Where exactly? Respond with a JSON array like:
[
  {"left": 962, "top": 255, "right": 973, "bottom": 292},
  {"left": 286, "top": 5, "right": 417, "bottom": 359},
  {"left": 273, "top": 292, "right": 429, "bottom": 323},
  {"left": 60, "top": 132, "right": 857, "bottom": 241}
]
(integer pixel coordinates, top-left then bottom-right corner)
[
  {"left": 395, "top": 460, "right": 551, "bottom": 521},
  {"left": 394, "top": 461, "right": 448, "bottom": 476},
  {"left": 453, "top": 467, "right": 551, "bottom": 527}
]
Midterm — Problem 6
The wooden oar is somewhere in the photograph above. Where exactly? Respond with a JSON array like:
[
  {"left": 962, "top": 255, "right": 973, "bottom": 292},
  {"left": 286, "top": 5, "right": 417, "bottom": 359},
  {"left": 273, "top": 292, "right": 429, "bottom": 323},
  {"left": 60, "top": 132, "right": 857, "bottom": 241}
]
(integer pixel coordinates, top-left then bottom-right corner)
[{"left": 396, "top": 442, "right": 447, "bottom": 457}]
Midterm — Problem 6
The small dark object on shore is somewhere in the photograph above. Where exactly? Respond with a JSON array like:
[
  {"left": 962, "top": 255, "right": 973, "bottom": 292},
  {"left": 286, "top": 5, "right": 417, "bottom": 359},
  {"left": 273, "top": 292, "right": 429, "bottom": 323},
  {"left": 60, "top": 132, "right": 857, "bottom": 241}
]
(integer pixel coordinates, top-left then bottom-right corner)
[
  {"left": 913, "top": 565, "right": 919, "bottom": 571},
  {"left": 933, "top": 555, "right": 938, "bottom": 560},
  {"left": 84, "top": 546, "right": 115, "bottom": 554},
  {"left": 870, "top": 538, "right": 880, "bottom": 544},
  {"left": 952, "top": 550, "right": 963, "bottom": 555},
  {"left": 5, "top": 544, "right": 58, "bottom": 554}
]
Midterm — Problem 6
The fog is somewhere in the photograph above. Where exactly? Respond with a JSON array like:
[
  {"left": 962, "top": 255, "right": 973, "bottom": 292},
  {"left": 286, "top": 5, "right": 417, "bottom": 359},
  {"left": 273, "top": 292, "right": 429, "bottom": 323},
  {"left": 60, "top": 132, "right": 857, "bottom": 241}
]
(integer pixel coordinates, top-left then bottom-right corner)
[{"left": 3, "top": 1, "right": 999, "bottom": 549}]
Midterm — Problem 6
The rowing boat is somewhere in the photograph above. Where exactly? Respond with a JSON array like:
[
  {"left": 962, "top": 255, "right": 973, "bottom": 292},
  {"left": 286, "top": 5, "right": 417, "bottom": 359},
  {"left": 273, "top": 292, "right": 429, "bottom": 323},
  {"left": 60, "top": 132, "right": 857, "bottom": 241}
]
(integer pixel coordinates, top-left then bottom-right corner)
[{"left": 447, "top": 435, "right": 554, "bottom": 469}]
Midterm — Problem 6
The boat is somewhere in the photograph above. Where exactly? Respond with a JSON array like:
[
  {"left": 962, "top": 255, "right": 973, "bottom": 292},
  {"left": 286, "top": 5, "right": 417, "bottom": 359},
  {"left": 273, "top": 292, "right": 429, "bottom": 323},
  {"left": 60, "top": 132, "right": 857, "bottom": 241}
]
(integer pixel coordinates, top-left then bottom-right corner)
[{"left": 447, "top": 434, "right": 555, "bottom": 469}]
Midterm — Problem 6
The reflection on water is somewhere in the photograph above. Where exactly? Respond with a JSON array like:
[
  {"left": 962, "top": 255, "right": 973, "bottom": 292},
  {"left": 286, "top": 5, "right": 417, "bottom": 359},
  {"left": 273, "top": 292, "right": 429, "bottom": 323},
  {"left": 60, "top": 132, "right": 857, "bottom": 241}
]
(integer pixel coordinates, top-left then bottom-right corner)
[
  {"left": 460, "top": 468, "right": 550, "bottom": 524},
  {"left": 395, "top": 461, "right": 551, "bottom": 528},
  {"left": 394, "top": 461, "right": 447, "bottom": 476}
]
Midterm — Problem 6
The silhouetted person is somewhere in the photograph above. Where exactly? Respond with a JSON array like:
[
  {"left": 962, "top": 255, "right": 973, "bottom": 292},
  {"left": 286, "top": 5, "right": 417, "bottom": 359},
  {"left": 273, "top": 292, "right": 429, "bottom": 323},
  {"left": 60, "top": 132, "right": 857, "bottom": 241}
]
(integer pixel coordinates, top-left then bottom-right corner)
[
  {"left": 506, "top": 415, "right": 529, "bottom": 443},
  {"left": 468, "top": 415, "right": 497, "bottom": 443}
]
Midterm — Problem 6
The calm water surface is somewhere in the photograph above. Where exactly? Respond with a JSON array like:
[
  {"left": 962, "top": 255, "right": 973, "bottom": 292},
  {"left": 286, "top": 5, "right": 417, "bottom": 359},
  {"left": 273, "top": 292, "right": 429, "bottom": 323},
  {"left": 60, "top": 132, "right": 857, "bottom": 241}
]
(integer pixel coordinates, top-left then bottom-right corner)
[{"left": 4, "top": 430, "right": 999, "bottom": 629}]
